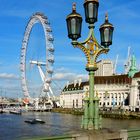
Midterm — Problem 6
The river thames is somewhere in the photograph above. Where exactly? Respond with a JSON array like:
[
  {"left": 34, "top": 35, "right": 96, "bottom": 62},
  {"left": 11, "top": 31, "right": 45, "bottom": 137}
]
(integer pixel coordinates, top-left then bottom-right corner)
[{"left": 1, "top": 112, "right": 140, "bottom": 140}]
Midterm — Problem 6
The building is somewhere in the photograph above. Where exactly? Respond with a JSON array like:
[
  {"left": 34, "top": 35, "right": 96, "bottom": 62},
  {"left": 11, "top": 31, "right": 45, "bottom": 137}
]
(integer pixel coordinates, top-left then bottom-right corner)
[
  {"left": 60, "top": 55, "right": 140, "bottom": 111},
  {"left": 95, "top": 60, "right": 114, "bottom": 76}
]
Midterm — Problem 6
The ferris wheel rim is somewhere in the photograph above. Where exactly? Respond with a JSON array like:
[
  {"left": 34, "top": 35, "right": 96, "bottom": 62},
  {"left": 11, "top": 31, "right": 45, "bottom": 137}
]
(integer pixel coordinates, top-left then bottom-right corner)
[{"left": 20, "top": 12, "right": 54, "bottom": 99}]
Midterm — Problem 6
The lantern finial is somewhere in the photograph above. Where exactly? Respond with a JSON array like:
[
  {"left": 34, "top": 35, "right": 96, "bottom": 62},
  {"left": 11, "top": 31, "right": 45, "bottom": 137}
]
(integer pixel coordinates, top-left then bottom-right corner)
[
  {"left": 72, "top": 3, "right": 76, "bottom": 12},
  {"left": 105, "top": 12, "right": 108, "bottom": 22}
]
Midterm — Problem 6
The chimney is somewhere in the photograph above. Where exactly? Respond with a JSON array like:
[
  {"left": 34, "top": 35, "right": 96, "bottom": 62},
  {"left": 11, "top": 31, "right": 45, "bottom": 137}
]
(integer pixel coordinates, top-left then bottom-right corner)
[
  {"left": 74, "top": 79, "right": 77, "bottom": 87},
  {"left": 78, "top": 78, "right": 82, "bottom": 87}
]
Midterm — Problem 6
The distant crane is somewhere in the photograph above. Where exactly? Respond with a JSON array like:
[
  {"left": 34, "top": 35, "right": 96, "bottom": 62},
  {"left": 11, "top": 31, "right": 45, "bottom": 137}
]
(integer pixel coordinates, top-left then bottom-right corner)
[
  {"left": 124, "top": 47, "right": 131, "bottom": 74},
  {"left": 113, "top": 54, "right": 119, "bottom": 75}
]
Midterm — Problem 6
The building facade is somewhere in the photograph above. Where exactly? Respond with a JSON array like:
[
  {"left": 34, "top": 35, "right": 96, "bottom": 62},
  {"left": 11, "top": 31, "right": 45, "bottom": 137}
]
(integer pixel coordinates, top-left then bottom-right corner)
[{"left": 60, "top": 57, "right": 140, "bottom": 111}]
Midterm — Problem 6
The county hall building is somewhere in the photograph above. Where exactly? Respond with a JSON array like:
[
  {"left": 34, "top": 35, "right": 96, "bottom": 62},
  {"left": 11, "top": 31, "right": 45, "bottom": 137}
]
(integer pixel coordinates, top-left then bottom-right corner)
[{"left": 60, "top": 56, "right": 140, "bottom": 111}]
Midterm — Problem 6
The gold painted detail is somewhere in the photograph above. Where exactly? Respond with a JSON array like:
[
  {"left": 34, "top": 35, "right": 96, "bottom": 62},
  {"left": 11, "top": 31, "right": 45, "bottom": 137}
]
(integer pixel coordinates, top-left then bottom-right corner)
[
  {"left": 85, "top": 90, "right": 89, "bottom": 97},
  {"left": 75, "top": 29, "right": 108, "bottom": 68},
  {"left": 96, "top": 91, "right": 98, "bottom": 97}
]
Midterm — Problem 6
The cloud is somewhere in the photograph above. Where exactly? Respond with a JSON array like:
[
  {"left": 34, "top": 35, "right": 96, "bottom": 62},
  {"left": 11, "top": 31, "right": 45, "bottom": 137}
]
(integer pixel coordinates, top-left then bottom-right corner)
[
  {"left": 56, "top": 56, "right": 86, "bottom": 63},
  {"left": 52, "top": 72, "right": 88, "bottom": 82},
  {"left": 54, "top": 67, "right": 69, "bottom": 72},
  {"left": 54, "top": 67, "right": 75, "bottom": 73},
  {"left": 0, "top": 73, "right": 19, "bottom": 80}
]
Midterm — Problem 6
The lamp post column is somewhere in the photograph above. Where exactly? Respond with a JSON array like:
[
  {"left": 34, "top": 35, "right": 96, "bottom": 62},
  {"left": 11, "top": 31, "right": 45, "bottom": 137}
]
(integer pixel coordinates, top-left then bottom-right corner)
[
  {"left": 86, "top": 67, "right": 97, "bottom": 129},
  {"left": 94, "top": 96, "right": 100, "bottom": 129}
]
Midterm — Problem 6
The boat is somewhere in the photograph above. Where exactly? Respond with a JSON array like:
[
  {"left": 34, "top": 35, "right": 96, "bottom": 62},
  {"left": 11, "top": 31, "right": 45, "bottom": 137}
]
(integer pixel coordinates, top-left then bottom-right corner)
[
  {"left": 10, "top": 110, "right": 22, "bottom": 115},
  {"left": 24, "top": 118, "right": 45, "bottom": 124},
  {"left": 0, "top": 109, "right": 3, "bottom": 113},
  {"left": 2, "top": 109, "right": 9, "bottom": 113}
]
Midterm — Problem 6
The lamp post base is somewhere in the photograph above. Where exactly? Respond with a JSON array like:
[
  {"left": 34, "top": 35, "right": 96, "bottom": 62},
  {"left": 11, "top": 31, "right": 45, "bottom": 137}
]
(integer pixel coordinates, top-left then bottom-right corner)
[
  {"left": 94, "top": 97, "right": 100, "bottom": 130},
  {"left": 88, "top": 119, "right": 94, "bottom": 130},
  {"left": 81, "top": 116, "right": 89, "bottom": 130},
  {"left": 82, "top": 96, "right": 89, "bottom": 130}
]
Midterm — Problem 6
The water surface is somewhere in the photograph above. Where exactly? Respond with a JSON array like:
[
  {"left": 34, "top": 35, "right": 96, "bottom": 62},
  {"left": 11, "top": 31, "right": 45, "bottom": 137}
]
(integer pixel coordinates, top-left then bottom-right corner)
[{"left": 0, "top": 112, "right": 140, "bottom": 140}]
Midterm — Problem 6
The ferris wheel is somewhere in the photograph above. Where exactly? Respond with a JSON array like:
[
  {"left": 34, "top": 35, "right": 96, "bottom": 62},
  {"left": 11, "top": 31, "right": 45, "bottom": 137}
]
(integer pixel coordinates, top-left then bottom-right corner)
[{"left": 20, "top": 12, "right": 54, "bottom": 102}]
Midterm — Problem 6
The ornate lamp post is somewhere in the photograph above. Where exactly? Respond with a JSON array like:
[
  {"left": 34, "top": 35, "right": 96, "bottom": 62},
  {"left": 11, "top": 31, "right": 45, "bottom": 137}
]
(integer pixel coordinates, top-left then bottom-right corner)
[{"left": 66, "top": 0, "right": 114, "bottom": 130}]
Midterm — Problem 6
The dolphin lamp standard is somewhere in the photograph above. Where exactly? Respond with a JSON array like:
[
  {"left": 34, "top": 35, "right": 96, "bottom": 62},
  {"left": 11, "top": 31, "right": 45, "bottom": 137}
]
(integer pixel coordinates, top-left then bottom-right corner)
[{"left": 66, "top": 0, "right": 114, "bottom": 130}]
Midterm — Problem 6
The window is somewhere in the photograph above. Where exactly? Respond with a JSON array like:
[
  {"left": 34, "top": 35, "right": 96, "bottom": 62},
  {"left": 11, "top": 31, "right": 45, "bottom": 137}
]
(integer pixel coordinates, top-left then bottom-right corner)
[
  {"left": 73, "top": 100, "right": 75, "bottom": 108},
  {"left": 82, "top": 99, "right": 84, "bottom": 107},
  {"left": 76, "top": 99, "right": 78, "bottom": 108},
  {"left": 63, "top": 100, "right": 65, "bottom": 106}
]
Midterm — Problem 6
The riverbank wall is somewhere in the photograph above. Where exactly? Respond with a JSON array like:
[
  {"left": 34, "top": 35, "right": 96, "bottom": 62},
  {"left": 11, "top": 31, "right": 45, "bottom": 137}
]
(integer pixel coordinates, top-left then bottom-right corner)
[{"left": 52, "top": 108, "right": 140, "bottom": 119}]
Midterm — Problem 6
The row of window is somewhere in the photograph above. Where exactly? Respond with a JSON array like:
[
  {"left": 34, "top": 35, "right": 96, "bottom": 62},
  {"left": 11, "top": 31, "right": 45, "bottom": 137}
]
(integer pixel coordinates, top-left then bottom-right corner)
[
  {"left": 63, "top": 99, "right": 81, "bottom": 108},
  {"left": 100, "top": 96, "right": 125, "bottom": 99},
  {"left": 95, "top": 79, "right": 130, "bottom": 85},
  {"left": 63, "top": 87, "right": 83, "bottom": 92},
  {"left": 99, "top": 102, "right": 124, "bottom": 106},
  {"left": 63, "top": 100, "right": 124, "bottom": 107}
]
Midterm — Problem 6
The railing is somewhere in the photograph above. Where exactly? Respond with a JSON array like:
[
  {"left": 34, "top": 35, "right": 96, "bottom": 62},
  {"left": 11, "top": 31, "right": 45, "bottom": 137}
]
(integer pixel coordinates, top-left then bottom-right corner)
[
  {"left": 26, "top": 135, "right": 78, "bottom": 140},
  {"left": 127, "top": 129, "right": 140, "bottom": 140},
  {"left": 23, "top": 128, "right": 140, "bottom": 140}
]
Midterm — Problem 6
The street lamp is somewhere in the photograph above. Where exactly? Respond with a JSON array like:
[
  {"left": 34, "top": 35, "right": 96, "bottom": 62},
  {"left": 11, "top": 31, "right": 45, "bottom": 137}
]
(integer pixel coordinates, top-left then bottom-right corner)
[
  {"left": 100, "top": 14, "right": 114, "bottom": 47},
  {"left": 66, "top": 3, "right": 82, "bottom": 41},
  {"left": 66, "top": 0, "right": 114, "bottom": 130},
  {"left": 84, "top": 0, "right": 99, "bottom": 25}
]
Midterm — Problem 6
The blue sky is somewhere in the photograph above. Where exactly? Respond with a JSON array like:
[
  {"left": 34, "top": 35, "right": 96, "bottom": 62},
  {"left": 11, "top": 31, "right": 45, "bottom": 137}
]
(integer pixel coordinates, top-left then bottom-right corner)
[{"left": 0, "top": 0, "right": 140, "bottom": 98}]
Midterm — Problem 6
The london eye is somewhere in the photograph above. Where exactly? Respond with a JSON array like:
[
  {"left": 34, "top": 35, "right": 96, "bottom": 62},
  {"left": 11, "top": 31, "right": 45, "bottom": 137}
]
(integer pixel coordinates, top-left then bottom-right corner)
[{"left": 20, "top": 12, "right": 55, "bottom": 105}]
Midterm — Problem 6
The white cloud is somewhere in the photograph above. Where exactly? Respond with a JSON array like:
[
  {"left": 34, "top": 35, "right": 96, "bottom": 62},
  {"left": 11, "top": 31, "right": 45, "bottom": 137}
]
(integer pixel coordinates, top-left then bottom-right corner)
[
  {"left": 54, "top": 67, "right": 69, "bottom": 73},
  {"left": 56, "top": 56, "right": 86, "bottom": 63},
  {"left": 52, "top": 72, "right": 88, "bottom": 82},
  {"left": 0, "top": 73, "right": 19, "bottom": 80}
]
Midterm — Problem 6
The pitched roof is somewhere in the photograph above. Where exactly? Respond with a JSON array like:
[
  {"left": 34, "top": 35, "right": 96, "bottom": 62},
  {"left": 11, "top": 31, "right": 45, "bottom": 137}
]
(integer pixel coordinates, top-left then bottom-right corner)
[
  {"left": 62, "top": 74, "right": 132, "bottom": 92},
  {"left": 134, "top": 71, "right": 140, "bottom": 78},
  {"left": 94, "top": 74, "right": 131, "bottom": 84}
]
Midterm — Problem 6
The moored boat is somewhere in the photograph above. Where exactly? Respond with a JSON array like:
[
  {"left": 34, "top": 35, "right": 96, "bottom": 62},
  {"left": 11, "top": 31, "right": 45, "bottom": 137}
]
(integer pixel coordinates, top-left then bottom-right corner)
[
  {"left": 25, "top": 118, "right": 45, "bottom": 124},
  {"left": 10, "top": 110, "right": 22, "bottom": 115}
]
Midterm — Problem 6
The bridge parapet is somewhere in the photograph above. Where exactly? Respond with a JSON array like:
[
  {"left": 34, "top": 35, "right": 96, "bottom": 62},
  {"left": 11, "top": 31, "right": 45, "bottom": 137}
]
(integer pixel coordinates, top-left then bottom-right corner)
[
  {"left": 25, "top": 128, "right": 140, "bottom": 140},
  {"left": 127, "top": 129, "right": 140, "bottom": 140}
]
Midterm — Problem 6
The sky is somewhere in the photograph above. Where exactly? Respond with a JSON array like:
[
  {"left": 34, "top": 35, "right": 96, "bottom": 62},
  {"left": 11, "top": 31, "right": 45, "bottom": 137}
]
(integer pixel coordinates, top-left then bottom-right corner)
[{"left": 0, "top": 0, "right": 140, "bottom": 98}]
